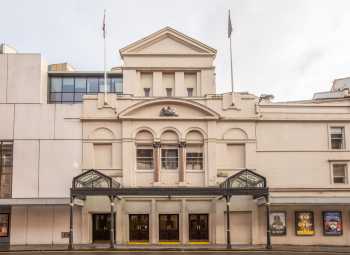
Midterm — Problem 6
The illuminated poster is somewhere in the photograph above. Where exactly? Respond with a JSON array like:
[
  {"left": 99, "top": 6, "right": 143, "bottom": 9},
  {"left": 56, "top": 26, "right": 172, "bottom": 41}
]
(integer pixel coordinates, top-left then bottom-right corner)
[
  {"left": 295, "top": 211, "right": 315, "bottom": 236},
  {"left": 323, "top": 211, "right": 342, "bottom": 236},
  {"left": 270, "top": 212, "right": 286, "bottom": 236},
  {"left": 0, "top": 214, "right": 8, "bottom": 237}
]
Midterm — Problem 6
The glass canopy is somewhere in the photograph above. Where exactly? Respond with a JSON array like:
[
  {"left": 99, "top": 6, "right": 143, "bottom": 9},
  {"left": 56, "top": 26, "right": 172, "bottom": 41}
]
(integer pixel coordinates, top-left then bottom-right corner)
[
  {"left": 73, "top": 169, "right": 120, "bottom": 189},
  {"left": 220, "top": 169, "right": 266, "bottom": 189}
]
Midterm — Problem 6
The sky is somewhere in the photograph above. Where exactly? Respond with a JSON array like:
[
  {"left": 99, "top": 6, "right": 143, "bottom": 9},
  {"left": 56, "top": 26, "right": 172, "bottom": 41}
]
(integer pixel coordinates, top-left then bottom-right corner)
[{"left": 1, "top": 0, "right": 350, "bottom": 101}]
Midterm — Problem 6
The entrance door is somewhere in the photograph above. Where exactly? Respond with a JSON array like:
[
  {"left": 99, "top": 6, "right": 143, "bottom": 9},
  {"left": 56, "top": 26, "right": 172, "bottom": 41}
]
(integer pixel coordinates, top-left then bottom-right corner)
[
  {"left": 129, "top": 214, "right": 149, "bottom": 242},
  {"left": 189, "top": 214, "right": 209, "bottom": 241},
  {"left": 159, "top": 214, "right": 179, "bottom": 242},
  {"left": 229, "top": 211, "right": 252, "bottom": 245},
  {"left": 92, "top": 214, "right": 114, "bottom": 242}
]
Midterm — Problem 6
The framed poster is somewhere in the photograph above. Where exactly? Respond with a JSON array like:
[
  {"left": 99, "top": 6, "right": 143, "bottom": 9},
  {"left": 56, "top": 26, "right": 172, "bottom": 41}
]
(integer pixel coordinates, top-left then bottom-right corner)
[
  {"left": 0, "top": 214, "right": 9, "bottom": 237},
  {"left": 323, "top": 211, "right": 342, "bottom": 236},
  {"left": 295, "top": 211, "right": 315, "bottom": 236},
  {"left": 270, "top": 211, "right": 287, "bottom": 236}
]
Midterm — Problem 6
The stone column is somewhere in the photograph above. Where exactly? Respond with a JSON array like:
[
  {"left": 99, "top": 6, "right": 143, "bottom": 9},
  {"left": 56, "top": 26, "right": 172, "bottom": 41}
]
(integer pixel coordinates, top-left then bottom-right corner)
[
  {"left": 153, "top": 142, "right": 161, "bottom": 184},
  {"left": 179, "top": 141, "right": 186, "bottom": 185}
]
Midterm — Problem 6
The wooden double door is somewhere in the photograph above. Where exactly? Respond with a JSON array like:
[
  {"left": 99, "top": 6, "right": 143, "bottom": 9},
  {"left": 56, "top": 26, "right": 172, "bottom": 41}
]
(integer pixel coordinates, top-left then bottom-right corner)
[
  {"left": 189, "top": 214, "right": 209, "bottom": 241},
  {"left": 129, "top": 214, "right": 149, "bottom": 242},
  {"left": 92, "top": 213, "right": 115, "bottom": 242}
]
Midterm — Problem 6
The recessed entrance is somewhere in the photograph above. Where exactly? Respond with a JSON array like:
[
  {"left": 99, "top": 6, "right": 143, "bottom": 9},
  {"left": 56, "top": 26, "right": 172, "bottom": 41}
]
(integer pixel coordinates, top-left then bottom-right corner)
[
  {"left": 92, "top": 213, "right": 114, "bottom": 242},
  {"left": 159, "top": 214, "right": 179, "bottom": 242},
  {"left": 129, "top": 214, "right": 149, "bottom": 243},
  {"left": 189, "top": 214, "right": 209, "bottom": 242}
]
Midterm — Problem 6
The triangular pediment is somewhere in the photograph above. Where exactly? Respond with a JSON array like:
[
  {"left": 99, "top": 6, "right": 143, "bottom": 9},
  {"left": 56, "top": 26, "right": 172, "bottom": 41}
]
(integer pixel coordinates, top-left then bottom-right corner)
[
  {"left": 120, "top": 27, "right": 217, "bottom": 57},
  {"left": 118, "top": 98, "right": 220, "bottom": 120}
]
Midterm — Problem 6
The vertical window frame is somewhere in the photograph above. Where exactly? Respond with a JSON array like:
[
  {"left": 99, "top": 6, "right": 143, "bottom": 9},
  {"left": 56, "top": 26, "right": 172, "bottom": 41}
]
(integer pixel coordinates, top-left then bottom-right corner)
[
  {"left": 330, "top": 161, "right": 349, "bottom": 185},
  {"left": 161, "top": 146, "right": 179, "bottom": 170},
  {"left": 136, "top": 146, "right": 154, "bottom": 170},
  {"left": 0, "top": 141, "right": 13, "bottom": 198},
  {"left": 48, "top": 76, "right": 123, "bottom": 104},
  {"left": 329, "top": 126, "right": 346, "bottom": 150}
]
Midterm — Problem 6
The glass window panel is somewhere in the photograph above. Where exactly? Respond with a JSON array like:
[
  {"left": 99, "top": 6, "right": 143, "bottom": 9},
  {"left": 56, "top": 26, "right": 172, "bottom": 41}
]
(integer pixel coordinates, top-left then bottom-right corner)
[
  {"left": 161, "top": 149, "right": 178, "bottom": 169},
  {"left": 62, "top": 78, "right": 74, "bottom": 92},
  {"left": 74, "top": 93, "right": 84, "bottom": 102},
  {"left": 187, "top": 88, "right": 194, "bottom": 97},
  {"left": 112, "top": 78, "right": 123, "bottom": 93},
  {"left": 136, "top": 148, "right": 153, "bottom": 170},
  {"left": 87, "top": 78, "right": 99, "bottom": 93},
  {"left": 0, "top": 174, "right": 11, "bottom": 198},
  {"left": 49, "top": 93, "right": 62, "bottom": 102},
  {"left": 0, "top": 214, "right": 9, "bottom": 237},
  {"left": 50, "top": 78, "right": 62, "bottom": 92},
  {"left": 75, "top": 78, "right": 87, "bottom": 92},
  {"left": 62, "top": 93, "right": 74, "bottom": 102},
  {"left": 108, "top": 78, "right": 115, "bottom": 92},
  {"left": 144, "top": 88, "right": 150, "bottom": 97},
  {"left": 333, "top": 164, "right": 347, "bottom": 184},
  {"left": 331, "top": 127, "right": 345, "bottom": 149},
  {"left": 166, "top": 88, "right": 172, "bottom": 97},
  {"left": 2, "top": 144, "right": 13, "bottom": 167}
]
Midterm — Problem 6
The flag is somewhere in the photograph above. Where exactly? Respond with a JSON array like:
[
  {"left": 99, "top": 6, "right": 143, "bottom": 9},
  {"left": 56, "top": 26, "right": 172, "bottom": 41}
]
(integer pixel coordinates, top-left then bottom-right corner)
[
  {"left": 102, "top": 10, "right": 106, "bottom": 38},
  {"left": 228, "top": 10, "right": 233, "bottom": 38}
]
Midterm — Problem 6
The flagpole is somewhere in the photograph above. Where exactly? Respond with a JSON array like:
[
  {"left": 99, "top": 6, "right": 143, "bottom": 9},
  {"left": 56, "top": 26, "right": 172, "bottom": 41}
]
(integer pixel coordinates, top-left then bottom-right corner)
[
  {"left": 228, "top": 9, "right": 235, "bottom": 105},
  {"left": 103, "top": 9, "right": 108, "bottom": 105}
]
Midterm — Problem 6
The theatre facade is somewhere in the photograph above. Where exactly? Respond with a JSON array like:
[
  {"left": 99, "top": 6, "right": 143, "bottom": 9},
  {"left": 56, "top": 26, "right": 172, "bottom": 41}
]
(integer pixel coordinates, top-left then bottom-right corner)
[{"left": 0, "top": 27, "right": 350, "bottom": 248}]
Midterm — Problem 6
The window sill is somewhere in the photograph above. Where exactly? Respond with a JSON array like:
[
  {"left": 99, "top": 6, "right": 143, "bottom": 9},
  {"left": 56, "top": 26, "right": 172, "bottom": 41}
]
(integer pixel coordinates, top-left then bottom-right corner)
[
  {"left": 186, "top": 169, "right": 204, "bottom": 173},
  {"left": 135, "top": 169, "right": 154, "bottom": 173}
]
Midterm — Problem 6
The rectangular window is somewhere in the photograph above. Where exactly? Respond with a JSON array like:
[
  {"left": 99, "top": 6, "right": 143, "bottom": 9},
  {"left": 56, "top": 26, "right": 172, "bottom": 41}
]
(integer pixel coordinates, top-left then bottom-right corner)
[
  {"left": 330, "top": 127, "right": 345, "bottom": 149},
  {"left": 187, "top": 88, "right": 194, "bottom": 97},
  {"left": 62, "top": 78, "right": 74, "bottom": 92},
  {"left": 0, "top": 214, "right": 9, "bottom": 237},
  {"left": 87, "top": 78, "right": 99, "bottom": 93},
  {"left": 161, "top": 148, "right": 178, "bottom": 169},
  {"left": 49, "top": 76, "right": 123, "bottom": 103},
  {"left": 166, "top": 88, "right": 173, "bottom": 97},
  {"left": 163, "top": 73, "right": 175, "bottom": 96},
  {"left": 332, "top": 164, "right": 347, "bottom": 184},
  {"left": 185, "top": 73, "right": 196, "bottom": 96},
  {"left": 136, "top": 148, "right": 154, "bottom": 169},
  {"left": 144, "top": 88, "right": 151, "bottom": 97},
  {"left": 186, "top": 145, "right": 203, "bottom": 170},
  {"left": 0, "top": 141, "right": 13, "bottom": 198}
]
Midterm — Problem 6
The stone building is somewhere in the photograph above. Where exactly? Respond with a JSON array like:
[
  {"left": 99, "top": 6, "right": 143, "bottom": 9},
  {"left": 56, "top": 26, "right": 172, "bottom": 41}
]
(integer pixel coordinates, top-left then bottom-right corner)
[{"left": 0, "top": 27, "right": 350, "bottom": 247}]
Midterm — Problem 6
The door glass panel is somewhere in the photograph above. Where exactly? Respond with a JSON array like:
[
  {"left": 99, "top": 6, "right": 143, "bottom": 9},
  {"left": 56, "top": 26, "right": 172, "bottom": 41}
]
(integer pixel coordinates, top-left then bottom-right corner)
[
  {"left": 0, "top": 214, "right": 9, "bottom": 237},
  {"left": 159, "top": 214, "right": 179, "bottom": 241},
  {"left": 189, "top": 214, "right": 209, "bottom": 241},
  {"left": 129, "top": 214, "right": 149, "bottom": 242},
  {"left": 92, "top": 214, "right": 114, "bottom": 242}
]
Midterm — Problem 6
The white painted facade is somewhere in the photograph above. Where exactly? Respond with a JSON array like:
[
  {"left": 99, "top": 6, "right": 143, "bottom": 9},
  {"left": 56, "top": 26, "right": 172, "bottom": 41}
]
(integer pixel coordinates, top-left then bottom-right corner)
[{"left": 0, "top": 27, "right": 350, "bottom": 246}]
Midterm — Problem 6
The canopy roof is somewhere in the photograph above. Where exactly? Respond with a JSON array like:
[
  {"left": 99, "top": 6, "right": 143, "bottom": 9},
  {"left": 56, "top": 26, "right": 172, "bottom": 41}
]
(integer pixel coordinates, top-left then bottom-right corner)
[
  {"left": 71, "top": 169, "right": 267, "bottom": 199},
  {"left": 219, "top": 169, "right": 266, "bottom": 189},
  {"left": 73, "top": 169, "right": 120, "bottom": 189}
]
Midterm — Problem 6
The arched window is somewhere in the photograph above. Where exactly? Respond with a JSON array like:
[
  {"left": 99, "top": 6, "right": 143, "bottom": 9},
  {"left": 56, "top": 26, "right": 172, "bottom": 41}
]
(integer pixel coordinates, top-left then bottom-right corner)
[
  {"left": 160, "top": 130, "right": 179, "bottom": 170},
  {"left": 185, "top": 131, "right": 204, "bottom": 170},
  {"left": 135, "top": 130, "right": 154, "bottom": 170}
]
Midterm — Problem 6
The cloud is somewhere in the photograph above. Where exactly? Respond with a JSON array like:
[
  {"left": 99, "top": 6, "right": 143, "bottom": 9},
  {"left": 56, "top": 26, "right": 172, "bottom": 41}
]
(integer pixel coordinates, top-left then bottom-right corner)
[{"left": 1, "top": 0, "right": 350, "bottom": 101}]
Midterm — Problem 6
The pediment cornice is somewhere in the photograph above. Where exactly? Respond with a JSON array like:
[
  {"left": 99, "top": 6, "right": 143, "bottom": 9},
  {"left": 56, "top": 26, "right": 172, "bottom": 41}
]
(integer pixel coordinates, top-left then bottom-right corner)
[
  {"left": 119, "top": 27, "right": 217, "bottom": 57},
  {"left": 118, "top": 98, "right": 220, "bottom": 120}
]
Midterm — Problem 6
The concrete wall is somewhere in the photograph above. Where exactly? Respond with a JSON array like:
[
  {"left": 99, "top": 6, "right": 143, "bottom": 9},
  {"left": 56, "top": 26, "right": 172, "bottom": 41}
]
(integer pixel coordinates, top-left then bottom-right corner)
[{"left": 10, "top": 206, "right": 82, "bottom": 245}]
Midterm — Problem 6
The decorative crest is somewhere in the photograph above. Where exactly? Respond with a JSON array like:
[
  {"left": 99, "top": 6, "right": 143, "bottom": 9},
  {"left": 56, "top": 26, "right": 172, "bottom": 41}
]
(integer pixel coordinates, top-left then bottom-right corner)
[{"left": 160, "top": 106, "right": 178, "bottom": 117}]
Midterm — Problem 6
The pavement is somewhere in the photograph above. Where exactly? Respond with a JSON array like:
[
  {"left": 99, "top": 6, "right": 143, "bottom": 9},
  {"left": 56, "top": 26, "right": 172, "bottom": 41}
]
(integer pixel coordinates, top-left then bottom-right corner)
[
  {"left": 0, "top": 251, "right": 350, "bottom": 255},
  {"left": 0, "top": 244, "right": 350, "bottom": 254}
]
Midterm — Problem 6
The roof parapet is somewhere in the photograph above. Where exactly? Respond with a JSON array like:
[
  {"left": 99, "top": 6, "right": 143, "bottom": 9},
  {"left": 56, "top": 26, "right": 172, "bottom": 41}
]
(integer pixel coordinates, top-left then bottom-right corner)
[
  {"left": 0, "top": 44, "right": 17, "bottom": 54},
  {"left": 48, "top": 63, "right": 75, "bottom": 72}
]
